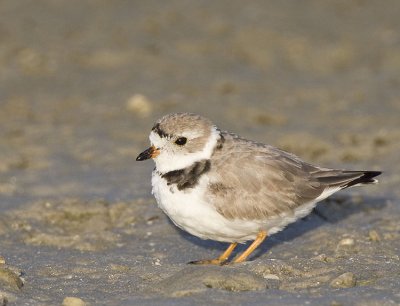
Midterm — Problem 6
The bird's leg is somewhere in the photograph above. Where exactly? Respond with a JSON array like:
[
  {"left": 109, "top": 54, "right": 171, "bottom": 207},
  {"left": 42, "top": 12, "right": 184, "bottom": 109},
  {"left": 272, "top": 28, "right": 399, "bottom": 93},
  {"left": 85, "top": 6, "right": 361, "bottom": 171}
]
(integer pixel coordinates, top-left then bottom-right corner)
[
  {"left": 188, "top": 242, "right": 238, "bottom": 265},
  {"left": 232, "top": 230, "right": 268, "bottom": 263}
]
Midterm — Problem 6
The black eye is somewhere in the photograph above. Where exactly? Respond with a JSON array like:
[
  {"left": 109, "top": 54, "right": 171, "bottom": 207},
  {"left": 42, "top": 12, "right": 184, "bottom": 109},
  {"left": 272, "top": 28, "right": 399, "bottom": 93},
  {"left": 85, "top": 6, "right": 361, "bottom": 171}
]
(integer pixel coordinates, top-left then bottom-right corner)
[{"left": 175, "top": 137, "right": 187, "bottom": 145}]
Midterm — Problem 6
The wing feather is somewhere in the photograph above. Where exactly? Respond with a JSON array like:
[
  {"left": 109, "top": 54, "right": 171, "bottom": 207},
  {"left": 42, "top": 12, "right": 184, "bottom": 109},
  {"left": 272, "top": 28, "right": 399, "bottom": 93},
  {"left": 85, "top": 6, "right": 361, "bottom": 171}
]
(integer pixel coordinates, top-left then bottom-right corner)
[{"left": 206, "top": 133, "right": 325, "bottom": 220}]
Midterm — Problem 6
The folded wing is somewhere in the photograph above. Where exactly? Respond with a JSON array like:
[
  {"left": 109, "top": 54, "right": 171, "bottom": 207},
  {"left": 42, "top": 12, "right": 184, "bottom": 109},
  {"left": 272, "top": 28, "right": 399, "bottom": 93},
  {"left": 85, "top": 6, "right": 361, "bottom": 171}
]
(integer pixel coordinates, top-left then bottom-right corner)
[{"left": 207, "top": 133, "right": 381, "bottom": 220}]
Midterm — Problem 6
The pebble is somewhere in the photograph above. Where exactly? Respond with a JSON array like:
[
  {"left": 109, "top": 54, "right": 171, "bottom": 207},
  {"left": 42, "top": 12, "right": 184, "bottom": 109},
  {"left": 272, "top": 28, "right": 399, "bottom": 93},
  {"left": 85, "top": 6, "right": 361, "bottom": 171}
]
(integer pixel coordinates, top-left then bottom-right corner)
[
  {"left": 368, "top": 230, "right": 381, "bottom": 242},
  {"left": 338, "top": 238, "right": 355, "bottom": 246},
  {"left": 262, "top": 274, "right": 280, "bottom": 281},
  {"left": 0, "top": 266, "right": 24, "bottom": 290},
  {"left": 62, "top": 297, "right": 86, "bottom": 306},
  {"left": 314, "top": 253, "right": 328, "bottom": 263},
  {"left": 126, "top": 94, "right": 153, "bottom": 117},
  {"left": 330, "top": 272, "right": 356, "bottom": 288}
]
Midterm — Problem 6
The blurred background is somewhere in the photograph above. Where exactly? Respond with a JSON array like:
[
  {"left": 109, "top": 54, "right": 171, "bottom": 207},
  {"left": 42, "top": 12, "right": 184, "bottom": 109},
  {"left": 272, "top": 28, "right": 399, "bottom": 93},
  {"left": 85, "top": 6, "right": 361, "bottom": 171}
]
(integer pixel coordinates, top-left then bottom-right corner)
[
  {"left": 1, "top": 0, "right": 399, "bottom": 208},
  {"left": 0, "top": 1, "right": 399, "bottom": 304}
]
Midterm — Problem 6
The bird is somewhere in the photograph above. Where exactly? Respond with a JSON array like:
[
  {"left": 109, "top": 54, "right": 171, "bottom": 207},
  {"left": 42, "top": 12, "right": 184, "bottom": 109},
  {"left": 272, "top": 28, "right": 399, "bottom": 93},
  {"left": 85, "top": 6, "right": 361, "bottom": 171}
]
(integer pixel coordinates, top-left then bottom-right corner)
[{"left": 136, "top": 112, "right": 381, "bottom": 265}]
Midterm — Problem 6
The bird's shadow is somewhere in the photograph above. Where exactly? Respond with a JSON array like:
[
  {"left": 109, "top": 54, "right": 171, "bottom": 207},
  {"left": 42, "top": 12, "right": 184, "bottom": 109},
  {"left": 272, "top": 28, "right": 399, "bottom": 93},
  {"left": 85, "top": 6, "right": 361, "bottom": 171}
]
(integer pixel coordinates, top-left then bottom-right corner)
[{"left": 174, "top": 193, "right": 387, "bottom": 261}]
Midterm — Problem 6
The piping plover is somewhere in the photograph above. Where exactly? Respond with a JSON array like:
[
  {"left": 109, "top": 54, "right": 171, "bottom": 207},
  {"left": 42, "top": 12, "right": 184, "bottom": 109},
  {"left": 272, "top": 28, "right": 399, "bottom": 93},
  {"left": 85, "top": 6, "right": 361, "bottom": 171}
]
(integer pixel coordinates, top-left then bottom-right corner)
[{"left": 136, "top": 113, "right": 381, "bottom": 265}]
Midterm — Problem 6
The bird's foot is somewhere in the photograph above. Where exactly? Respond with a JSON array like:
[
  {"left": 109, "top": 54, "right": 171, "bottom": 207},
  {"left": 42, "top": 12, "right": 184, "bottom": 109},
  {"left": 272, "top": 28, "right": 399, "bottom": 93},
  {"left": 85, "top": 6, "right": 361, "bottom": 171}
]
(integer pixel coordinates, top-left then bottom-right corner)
[
  {"left": 188, "top": 242, "right": 238, "bottom": 265},
  {"left": 187, "top": 258, "right": 227, "bottom": 266}
]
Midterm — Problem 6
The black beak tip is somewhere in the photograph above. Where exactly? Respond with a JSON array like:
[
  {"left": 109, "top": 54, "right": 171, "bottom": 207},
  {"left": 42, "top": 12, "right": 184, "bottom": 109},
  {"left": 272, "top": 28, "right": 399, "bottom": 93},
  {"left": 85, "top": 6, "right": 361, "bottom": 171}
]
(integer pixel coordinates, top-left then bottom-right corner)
[
  {"left": 136, "top": 147, "right": 153, "bottom": 161},
  {"left": 135, "top": 155, "right": 143, "bottom": 161},
  {"left": 136, "top": 153, "right": 147, "bottom": 161}
]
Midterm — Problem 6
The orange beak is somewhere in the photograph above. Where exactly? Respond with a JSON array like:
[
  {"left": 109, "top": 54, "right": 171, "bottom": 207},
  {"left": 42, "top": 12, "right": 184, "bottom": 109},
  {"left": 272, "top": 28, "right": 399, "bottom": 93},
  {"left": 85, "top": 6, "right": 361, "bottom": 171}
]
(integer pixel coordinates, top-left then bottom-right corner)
[{"left": 136, "top": 145, "right": 160, "bottom": 161}]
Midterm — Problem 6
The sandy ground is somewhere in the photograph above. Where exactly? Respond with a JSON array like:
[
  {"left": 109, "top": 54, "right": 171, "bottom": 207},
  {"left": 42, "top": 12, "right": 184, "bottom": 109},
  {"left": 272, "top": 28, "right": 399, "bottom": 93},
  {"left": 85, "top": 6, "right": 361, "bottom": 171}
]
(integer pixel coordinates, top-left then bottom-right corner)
[{"left": 0, "top": 1, "right": 399, "bottom": 305}]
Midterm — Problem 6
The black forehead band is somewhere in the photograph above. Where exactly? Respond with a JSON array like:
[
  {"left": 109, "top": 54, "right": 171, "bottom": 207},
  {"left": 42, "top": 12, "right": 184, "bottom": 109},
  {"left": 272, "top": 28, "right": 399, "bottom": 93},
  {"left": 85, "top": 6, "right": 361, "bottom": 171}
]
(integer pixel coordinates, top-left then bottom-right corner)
[{"left": 152, "top": 123, "right": 172, "bottom": 138}]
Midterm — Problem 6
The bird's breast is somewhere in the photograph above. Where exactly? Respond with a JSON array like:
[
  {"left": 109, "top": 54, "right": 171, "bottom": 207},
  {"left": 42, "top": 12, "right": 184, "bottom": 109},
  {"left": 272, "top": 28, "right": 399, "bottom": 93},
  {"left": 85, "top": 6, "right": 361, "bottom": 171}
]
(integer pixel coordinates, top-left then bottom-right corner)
[
  {"left": 150, "top": 170, "right": 262, "bottom": 242},
  {"left": 151, "top": 170, "right": 214, "bottom": 237}
]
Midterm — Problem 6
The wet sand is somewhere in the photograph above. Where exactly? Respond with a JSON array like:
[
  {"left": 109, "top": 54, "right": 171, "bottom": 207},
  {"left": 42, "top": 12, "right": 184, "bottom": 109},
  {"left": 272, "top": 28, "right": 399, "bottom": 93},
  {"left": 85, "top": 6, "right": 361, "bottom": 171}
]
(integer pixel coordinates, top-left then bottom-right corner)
[{"left": 0, "top": 1, "right": 399, "bottom": 305}]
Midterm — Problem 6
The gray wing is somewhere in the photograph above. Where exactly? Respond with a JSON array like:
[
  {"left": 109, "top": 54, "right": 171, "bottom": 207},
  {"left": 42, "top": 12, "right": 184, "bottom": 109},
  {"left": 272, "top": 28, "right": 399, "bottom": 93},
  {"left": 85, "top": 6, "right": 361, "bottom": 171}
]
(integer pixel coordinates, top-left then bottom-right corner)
[{"left": 206, "top": 132, "right": 379, "bottom": 220}]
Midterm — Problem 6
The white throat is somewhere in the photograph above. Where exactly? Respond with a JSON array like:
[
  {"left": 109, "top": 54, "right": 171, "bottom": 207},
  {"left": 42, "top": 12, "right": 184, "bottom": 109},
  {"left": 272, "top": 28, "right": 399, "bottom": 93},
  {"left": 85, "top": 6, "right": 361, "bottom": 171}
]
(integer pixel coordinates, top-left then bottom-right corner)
[{"left": 151, "top": 126, "right": 220, "bottom": 173}]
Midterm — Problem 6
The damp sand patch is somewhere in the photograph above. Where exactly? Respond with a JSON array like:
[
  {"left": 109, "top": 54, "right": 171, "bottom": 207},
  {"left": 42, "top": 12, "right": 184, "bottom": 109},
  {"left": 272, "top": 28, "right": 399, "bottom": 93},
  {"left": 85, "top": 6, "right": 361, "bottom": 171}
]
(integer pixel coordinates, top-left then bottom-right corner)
[{"left": 0, "top": 199, "right": 149, "bottom": 251}]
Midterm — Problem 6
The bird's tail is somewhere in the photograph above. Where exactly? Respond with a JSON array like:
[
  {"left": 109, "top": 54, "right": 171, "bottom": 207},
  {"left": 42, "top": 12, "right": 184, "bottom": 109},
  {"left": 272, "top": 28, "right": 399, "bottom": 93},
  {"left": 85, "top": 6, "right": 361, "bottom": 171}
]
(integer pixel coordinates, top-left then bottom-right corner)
[{"left": 314, "top": 170, "right": 382, "bottom": 189}]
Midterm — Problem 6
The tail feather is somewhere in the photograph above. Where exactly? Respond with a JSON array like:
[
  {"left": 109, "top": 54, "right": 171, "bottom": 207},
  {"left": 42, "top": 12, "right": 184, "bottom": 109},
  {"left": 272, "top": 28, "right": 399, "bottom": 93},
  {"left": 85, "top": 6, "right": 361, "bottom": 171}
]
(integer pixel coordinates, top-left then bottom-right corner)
[
  {"left": 314, "top": 170, "right": 382, "bottom": 189},
  {"left": 341, "top": 171, "right": 381, "bottom": 188}
]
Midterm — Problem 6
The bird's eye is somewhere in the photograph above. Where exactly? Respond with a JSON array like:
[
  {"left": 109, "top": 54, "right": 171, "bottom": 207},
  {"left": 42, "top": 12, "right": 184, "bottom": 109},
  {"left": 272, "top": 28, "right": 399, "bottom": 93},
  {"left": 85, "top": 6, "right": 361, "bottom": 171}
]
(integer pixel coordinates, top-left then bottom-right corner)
[{"left": 175, "top": 137, "right": 187, "bottom": 146}]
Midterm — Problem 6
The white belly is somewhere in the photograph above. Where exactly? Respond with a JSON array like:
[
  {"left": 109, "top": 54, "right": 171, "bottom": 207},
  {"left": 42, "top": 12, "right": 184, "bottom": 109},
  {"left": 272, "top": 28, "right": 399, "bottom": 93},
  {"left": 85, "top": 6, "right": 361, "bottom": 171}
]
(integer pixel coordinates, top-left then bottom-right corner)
[
  {"left": 151, "top": 171, "right": 322, "bottom": 243},
  {"left": 152, "top": 171, "right": 265, "bottom": 242}
]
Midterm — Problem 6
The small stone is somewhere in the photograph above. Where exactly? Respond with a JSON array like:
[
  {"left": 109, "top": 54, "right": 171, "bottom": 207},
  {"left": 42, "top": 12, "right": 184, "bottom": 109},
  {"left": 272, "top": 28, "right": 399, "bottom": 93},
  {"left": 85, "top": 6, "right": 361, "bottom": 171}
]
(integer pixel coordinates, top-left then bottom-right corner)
[
  {"left": 313, "top": 253, "right": 336, "bottom": 263},
  {"left": 336, "top": 238, "right": 356, "bottom": 254},
  {"left": 262, "top": 274, "right": 280, "bottom": 280},
  {"left": 261, "top": 274, "right": 281, "bottom": 289},
  {"left": 314, "top": 253, "right": 328, "bottom": 262},
  {"left": 0, "top": 256, "right": 5, "bottom": 265},
  {"left": 109, "top": 263, "right": 130, "bottom": 272},
  {"left": 126, "top": 94, "right": 153, "bottom": 117},
  {"left": 0, "top": 266, "right": 24, "bottom": 290},
  {"left": 330, "top": 272, "right": 356, "bottom": 288},
  {"left": 368, "top": 230, "right": 380, "bottom": 242},
  {"left": 62, "top": 297, "right": 86, "bottom": 306},
  {"left": 338, "top": 238, "right": 355, "bottom": 246}
]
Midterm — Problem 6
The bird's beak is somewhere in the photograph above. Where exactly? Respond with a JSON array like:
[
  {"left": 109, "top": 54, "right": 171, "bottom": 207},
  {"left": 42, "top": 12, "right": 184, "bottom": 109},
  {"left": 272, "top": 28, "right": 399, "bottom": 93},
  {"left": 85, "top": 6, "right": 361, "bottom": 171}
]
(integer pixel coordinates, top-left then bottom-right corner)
[{"left": 136, "top": 145, "right": 160, "bottom": 161}]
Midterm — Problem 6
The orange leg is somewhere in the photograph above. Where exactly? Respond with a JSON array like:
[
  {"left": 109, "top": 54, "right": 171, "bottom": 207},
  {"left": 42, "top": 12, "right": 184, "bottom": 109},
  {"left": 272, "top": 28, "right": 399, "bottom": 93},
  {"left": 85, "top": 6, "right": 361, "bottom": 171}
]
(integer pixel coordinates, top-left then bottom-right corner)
[
  {"left": 232, "top": 230, "right": 268, "bottom": 263},
  {"left": 189, "top": 242, "right": 238, "bottom": 265}
]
